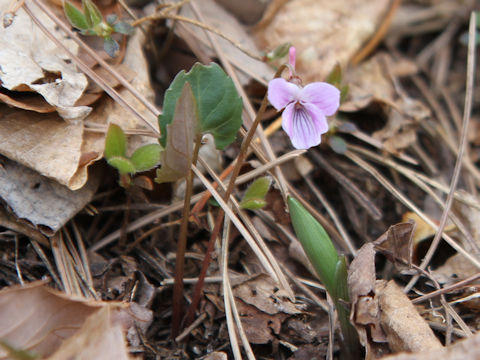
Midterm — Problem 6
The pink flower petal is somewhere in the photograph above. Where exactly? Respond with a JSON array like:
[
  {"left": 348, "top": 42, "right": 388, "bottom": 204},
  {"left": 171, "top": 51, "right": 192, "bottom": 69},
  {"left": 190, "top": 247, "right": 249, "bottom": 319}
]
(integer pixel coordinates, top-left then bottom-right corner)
[
  {"left": 299, "top": 82, "right": 340, "bottom": 116},
  {"left": 282, "top": 103, "right": 328, "bottom": 149},
  {"left": 268, "top": 78, "right": 299, "bottom": 110}
]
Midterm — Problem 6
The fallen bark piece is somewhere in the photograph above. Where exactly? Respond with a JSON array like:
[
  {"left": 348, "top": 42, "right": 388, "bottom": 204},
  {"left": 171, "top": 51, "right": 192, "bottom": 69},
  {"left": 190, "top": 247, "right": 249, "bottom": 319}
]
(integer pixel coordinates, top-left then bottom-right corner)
[{"left": 377, "top": 280, "right": 442, "bottom": 353}]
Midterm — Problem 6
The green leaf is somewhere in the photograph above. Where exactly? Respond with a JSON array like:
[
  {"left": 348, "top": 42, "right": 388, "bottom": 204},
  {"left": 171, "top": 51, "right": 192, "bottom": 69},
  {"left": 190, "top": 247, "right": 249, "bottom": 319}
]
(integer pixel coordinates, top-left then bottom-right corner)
[
  {"left": 64, "top": 1, "right": 89, "bottom": 30},
  {"left": 82, "top": 0, "right": 103, "bottom": 28},
  {"left": 130, "top": 143, "right": 162, "bottom": 172},
  {"left": 155, "top": 82, "right": 197, "bottom": 184},
  {"left": 104, "top": 123, "right": 127, "bottom": 159},
  {"left": 103, "top": 36, "right": 119, "bottom": 57},
  {"left": 107, "top": 156, "right": 136, "bottom": 174},
  {"left": 264, "top": 42, "right": 291, "bottom": 61},
  {"left": 159, "top": 62, "right": 243, "bottom": 150},
  {"left": 329, "top": 135, "right": 347, "bottom": 154},
  {"left": 113, "top": 21, "right": 134, "bottom": 35},
  {"left": 287, "top": 196, "right": 339, "bottom": 297},
  {"left": 326, "top": 63, "right": 342, "bottom": 86},
  {"left": 334, "top": 256, "right": 360, "bottom": 358},
  {"left": 240, "top": 176, "right": 272, "bottom": 210}
]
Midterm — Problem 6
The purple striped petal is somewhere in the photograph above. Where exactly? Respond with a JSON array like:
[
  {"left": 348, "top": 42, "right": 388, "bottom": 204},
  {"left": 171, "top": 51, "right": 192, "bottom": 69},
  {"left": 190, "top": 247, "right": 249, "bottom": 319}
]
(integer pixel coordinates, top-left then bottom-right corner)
[
  {"left": 299, "top": 82, "right": 340, "bottom": 116},
  {"left": 282, "top": 103, "right": 328, "bottom": 149},
  {"left": 268, "top": 78, "right": 299, "bottom": 110}
]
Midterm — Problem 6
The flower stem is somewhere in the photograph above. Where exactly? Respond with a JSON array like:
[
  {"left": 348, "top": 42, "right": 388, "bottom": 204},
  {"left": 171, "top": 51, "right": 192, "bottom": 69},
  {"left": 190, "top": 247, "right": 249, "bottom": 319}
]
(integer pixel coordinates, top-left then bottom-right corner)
[
  {"left": 171, "top": 134, "right": 202, "bottom": 338},
  {"left": 184, "top": 65, "right": 288, "bottom": 328}
]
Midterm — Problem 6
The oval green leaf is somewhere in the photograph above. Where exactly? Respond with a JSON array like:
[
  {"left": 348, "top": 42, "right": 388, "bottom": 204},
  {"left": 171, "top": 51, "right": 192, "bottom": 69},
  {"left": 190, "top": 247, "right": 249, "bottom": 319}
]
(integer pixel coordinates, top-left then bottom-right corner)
[
  {"left": 240, "top": 176, "right": 272, "bottom": 210},
  {"left": 103, "top": 36, "right": 119, "bottom": 58},
  {"left": 107, "top": 156, "right": 136, "bottom": 174},
  {"left": 104, "top": 124, "right": 127, "bottom": 159},
  {"left": 130, "top": 143, "right": 162, "bottom": 172},
  {"left": 287, "top": 196, "right": 339, "bottom": 296},
  {"left": 113, "top": 21, "right": 134, "bottom": 35},
  {"left": 64, "top": 1, "right": 89, "bottom": 30},
  {"left": 82, "top": 0, "right": 102, "bottom": 28},
  {"left": 159, "top": 63, "right": 243, "bottom": 150}
]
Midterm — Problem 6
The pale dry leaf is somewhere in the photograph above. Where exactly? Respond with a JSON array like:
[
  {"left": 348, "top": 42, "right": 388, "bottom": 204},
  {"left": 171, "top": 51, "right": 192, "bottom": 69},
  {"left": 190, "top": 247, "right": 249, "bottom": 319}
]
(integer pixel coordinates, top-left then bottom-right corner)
[
  {"left": 0, "top": 27, "right": 157, "bottom": 190},
  {"left": 48, "top": 307, "right": 132, "bottom": 360},
  {"left": 377, "top": 280, "right": 442, "bottom": 353},
  {"left": 0, "top": 0, "right": 90, "bottom": 121},
  {"left": 233, "top": 274, "right": 301, "bottom": 315},
  {"left": 0, "top": 156, "right": 98, "bottom": 235},
  {"left": 215, "top": 0, "right": 269, "bottom": 25},
  {"left": 254, "top": 0, "right": 390, "bottom": 83},
  {"left": 0, "top": 281, "right": 152, "bottom": 359},
  {"left": 0, "top": 106, "right": 86, "bottom": 189},
  {"left": 179, "top": 0, "right": 274, "bottom": 85},
  {"left": 382, "top": 330, "right": 480, "bottom": 360}
]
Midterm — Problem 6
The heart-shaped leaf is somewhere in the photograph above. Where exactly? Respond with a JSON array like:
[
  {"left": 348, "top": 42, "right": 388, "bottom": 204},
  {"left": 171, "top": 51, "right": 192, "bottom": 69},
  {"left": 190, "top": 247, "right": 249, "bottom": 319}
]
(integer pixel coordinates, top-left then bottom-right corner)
[
  {"left": 103, "top": 37, "right": 119, "bottom": 58},
  {"left": 130, "top": 143, "right": 162, "bottom": 172},
  {"left": 159, "top": 63, "right": 242, "bottom": 150},
  {"left": 240, "top": 176, "right": 272, "bottom": 210},
  {"left": 113, "top": 21, "right": 134, "bottom": 35},
  {"left": 104, "top": 124, "right": 127, "bottom": 159},
  {"left": 155, "top": 82, "right": 197, "bottom": 184},
  {"left": 64, "top": 1, "right": 89, "bottom": 30}
]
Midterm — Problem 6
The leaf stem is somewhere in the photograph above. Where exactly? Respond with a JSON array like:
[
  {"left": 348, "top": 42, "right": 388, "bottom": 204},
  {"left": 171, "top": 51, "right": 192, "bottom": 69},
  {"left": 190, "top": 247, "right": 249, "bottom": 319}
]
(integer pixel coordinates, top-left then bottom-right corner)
[
  {"left": 184, "top": 64, "right": 288, "bottom": 328},
  {"left": 171, "top": 134, "right": 203, "bottom": 338}
]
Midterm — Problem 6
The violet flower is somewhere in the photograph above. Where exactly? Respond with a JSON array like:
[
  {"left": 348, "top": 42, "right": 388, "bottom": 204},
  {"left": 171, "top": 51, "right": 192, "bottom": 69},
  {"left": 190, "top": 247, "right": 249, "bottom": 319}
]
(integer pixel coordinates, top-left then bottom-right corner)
[{"left": 267, "top": 48, "right": 340, "bottom": 150}]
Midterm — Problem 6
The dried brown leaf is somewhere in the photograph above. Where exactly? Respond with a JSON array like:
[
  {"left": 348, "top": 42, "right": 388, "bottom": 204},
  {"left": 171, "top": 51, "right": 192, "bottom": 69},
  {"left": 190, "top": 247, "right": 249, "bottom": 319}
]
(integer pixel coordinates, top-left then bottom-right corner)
[
  {"left": 254, "top": 0, "right": 390, "bottom": 82},
  {"left": 348, "top": 242, "right": 386, "bottom": 357},
  {"left": 0, "top": 0, "right": 89, "bottom": 121},
  {"left": 377, "top": 280, "right": 442, "bottom": 353},
  {"left": 233, "top": 274, "right": 301, "bottom": 315},
  {"left": 0, "top": 282, "right": 152, "bottom": 359},
  {"left": 381, "top": 330, "right": 480, "bottom": 360}
]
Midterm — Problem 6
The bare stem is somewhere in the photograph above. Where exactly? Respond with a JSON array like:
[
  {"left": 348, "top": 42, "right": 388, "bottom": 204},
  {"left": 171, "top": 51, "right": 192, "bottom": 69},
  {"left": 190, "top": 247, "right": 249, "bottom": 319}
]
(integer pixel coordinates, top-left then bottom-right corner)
[{"left": 171, "top": 135, "right": 203, "bottom": 338}]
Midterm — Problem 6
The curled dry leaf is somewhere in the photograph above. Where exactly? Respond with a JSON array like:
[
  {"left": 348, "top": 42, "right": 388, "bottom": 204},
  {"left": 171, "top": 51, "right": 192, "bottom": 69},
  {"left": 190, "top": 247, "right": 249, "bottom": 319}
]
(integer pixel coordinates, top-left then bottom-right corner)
[
  {"left": 0, "top": 0, "right": 90, "bottom": 121},
  {"left": 377, "top": 280, "right": 442, "bottom": 353},
  {"left": 0, "top": 281, "right": 152, "bottom": 359},
  {"left": 254, "top": 0, "right": 390, "bottom": 83},
  {"left": 348, "top": 242, "right": 387, "bottom": 358},
  {"left": 0, "top": 26, "right": 157, "bottom": 190}
]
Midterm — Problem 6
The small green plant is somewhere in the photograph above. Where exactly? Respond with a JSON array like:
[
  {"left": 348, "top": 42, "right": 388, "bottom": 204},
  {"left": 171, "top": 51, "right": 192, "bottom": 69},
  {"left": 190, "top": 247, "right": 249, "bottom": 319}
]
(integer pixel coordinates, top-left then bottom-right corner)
[
  {"left": 64, "top": 0, "right": 134, "bottom": 57},
  {"left": 104, "top": 123, "right": 162, "bottom": 187},
  {"left": 287, "top": 196, "right": 360, "bottom": 359}
]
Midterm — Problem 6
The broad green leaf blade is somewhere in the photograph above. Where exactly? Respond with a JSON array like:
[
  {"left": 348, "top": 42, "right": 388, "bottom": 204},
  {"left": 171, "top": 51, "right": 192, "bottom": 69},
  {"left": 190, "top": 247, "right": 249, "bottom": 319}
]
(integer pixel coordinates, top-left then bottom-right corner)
[
  {"left": 159, "top": 63, "right": 243, "bottom": 150},
  {"left": 287, "top": 196, "right": 339, "bottom": 296},
  {"left": 240, "top": 176, "right": 272, "bottom": 210},
  {"left": 113, "top": 21, "right": 134, "bottom": 35},
  {"left": 130, "top": 143, "right": 162, "bottom": 172},
  {"left": 82, "top": 0, "right": 103, "bottom": 27},
  {"left": 0, "top": 340, "right": 38, "bottom": 360},
  {"left": 64, "top": 1, "right": 89, "bottom": 30},
  {"left": 326, "top": 63, "right": 342, "bottom": 86},
  {"left": 155, "top": 82, "right": 197, "bottom": 184},
  {"left": 103, "top": 36, "right": 119, "bottom": 57},
  {"left": 104, "top": 124, "right": 127, "bottom": 159},
  {"left": 107, "top": 156, "right": 136, "bottom": 174}
]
